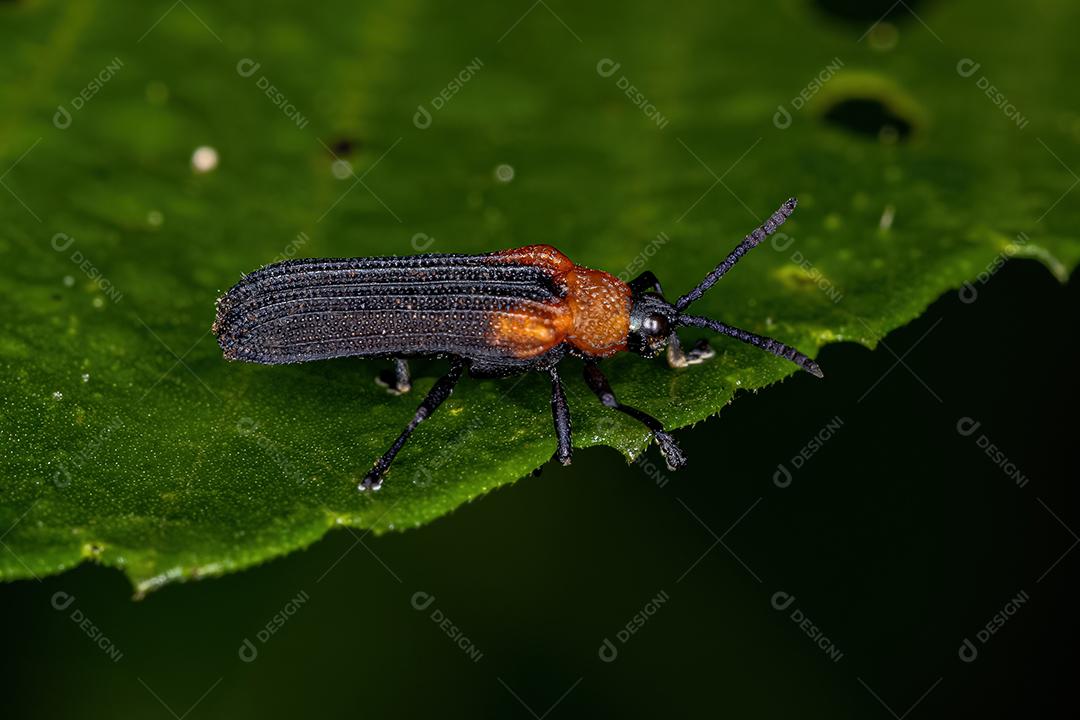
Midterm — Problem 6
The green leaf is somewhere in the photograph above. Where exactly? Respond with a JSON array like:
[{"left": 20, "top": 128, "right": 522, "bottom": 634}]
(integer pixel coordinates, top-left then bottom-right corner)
[{"left": 2, "top": 0, "right": 1078, "bottom": 593}]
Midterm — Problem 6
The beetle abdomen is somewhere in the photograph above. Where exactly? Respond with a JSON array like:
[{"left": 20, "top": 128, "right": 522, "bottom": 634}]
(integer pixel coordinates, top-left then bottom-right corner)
[{"left": 214, "top": 253, "right": 570, "bottom": 364}]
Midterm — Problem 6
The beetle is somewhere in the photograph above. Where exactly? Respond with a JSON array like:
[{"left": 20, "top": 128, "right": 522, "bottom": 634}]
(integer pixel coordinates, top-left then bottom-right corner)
[{"left": 213, "top": 197, "right": 821, "bottom": 491}]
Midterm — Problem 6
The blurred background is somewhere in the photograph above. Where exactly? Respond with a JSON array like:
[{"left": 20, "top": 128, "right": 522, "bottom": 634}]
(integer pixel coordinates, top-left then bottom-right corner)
[{"left": 2, "top": 0, "right": 1078, "bottom": 717}]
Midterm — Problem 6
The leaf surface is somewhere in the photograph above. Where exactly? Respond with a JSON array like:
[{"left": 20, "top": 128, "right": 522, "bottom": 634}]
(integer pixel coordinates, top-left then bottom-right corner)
[{"left": 1, "top": 0, "right": 1078, "bottom": 592}]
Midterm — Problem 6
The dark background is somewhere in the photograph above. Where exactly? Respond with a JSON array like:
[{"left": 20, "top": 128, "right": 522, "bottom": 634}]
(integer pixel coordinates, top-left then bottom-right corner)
[{"left": 3, "top": 258, "right": 1076, "bottom": 717}]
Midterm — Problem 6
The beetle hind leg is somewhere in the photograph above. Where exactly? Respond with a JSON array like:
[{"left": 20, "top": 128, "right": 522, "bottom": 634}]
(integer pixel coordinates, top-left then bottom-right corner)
[
  {"left": 375, "top": 358, "right": 412, "bottom": 395},
  {"left": 360, "top": 358, "right": 465, "bottom": 491}
]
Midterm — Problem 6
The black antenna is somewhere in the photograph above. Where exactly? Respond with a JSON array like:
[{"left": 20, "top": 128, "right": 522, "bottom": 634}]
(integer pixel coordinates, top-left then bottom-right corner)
[
  {"left": 674, "top": 197, "right": 798, "bottom": 311},
  {"left": 678, "top": 314, "right": 823, "bottom": 378}
]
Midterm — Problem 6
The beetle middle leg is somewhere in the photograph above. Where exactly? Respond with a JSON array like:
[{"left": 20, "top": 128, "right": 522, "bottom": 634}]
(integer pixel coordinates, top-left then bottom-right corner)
[
  {"left": 548, "top": 365, "right": 573, "bottom": 466},
  {"left": 582, "top": 362, "right": 686, "bottom": 471},
  {"left": 375, "top": 358, "right": 412, "bottom": 395},
  {"left": 360, "top": 358, "right": 466, "bottom": 491}
]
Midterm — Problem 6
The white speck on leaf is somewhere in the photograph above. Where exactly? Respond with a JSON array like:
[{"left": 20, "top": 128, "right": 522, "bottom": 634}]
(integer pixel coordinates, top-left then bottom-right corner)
[{"left": 191, "top": 146, "right": 219, "bottom": 173}]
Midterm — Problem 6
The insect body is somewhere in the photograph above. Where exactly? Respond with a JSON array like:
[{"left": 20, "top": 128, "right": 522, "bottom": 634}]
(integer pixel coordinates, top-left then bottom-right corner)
[{"left": 213, "top": 198, "right": 822, "bottom": 491}]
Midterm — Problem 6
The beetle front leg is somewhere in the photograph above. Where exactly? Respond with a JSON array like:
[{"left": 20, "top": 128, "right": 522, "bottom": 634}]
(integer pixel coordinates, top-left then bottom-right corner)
[
  {"left": 582, "top": 362, "right": 686, "bottom": 471},
  {"left": 666, "top": 335, "right": 715, "bottom": 369},
  {"left": 548, "top": 365, "right": 573, "bottom": 466}
]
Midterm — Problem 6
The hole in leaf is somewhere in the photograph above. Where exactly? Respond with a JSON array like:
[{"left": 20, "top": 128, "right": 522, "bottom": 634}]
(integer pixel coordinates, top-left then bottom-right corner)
[
  {"left": 813, "top": 0, "right": 934, "bottom": 24},
  {"left": 330, "top": 138, "right": 357, "bottom": 156},
  {"left": 822, "top": 97, "right": 914, "bottom": 142},
  {"left": 812, "top": 73, "right": 924, "bottom": 143},
  {"left": 82, "top": 542, "right": 106, "bottom": 558}
]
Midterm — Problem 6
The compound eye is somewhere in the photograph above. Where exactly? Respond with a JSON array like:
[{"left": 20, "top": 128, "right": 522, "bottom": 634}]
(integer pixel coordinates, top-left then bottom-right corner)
[{"left": 642, "top": 313, "right": 669, "bottom": 338}]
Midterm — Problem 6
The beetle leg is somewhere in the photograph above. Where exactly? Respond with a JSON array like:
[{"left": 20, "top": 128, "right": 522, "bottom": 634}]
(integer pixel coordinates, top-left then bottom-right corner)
[
  {"left": 666, "top": 335, "right": 715, "bottom": 369},
  {"left": 582, "top": 362, "right": 686, "bottom": 471},
  {"left": 360, "top": 358, "right": 466, "bottom": 491},
  {"left": 548, "top": 365, "right": 573, "bottom": 466},
  {"left": 375, "top": 358, "right": 412, "bottom": 395},
  {"left": 628, "top": 271, "right": 663, "bottom": 296}
]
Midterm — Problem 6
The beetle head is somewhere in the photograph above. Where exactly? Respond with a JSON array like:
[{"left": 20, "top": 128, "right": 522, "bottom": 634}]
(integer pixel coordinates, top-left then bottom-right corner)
[
  {"left": 623, "top": 197, "right": 824, "bottom": 379},
  {"left": 628, "top": 293, "right": 678, "bottom": 358}
]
